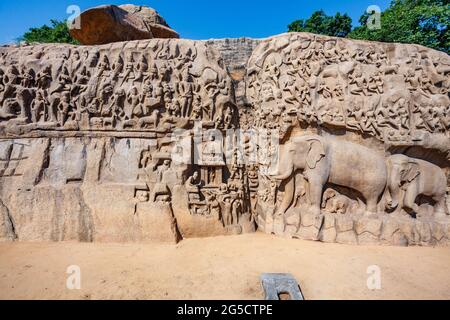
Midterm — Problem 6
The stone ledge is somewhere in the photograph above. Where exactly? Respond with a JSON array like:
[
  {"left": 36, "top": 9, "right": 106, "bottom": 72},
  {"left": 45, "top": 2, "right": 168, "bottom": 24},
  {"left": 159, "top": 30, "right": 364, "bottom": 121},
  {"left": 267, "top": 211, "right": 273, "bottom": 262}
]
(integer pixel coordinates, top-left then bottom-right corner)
[{"left": 272, "top": 209, "right": 450, "bottom": 247}]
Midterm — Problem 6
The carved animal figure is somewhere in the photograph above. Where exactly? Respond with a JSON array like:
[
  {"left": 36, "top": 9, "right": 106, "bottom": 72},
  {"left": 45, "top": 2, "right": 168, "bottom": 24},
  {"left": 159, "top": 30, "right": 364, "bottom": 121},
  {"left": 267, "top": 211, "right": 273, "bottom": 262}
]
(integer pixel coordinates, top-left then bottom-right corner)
[
  {"left": 321, "top": 189, "right": 350, "bottom": 214},
  {"left": 138, "top": 110, "right": 160, "bottom": 129},
  {"left": 386, "top": 154, "right": 448, "bottom": 217},
  {"left": 269, "top": 135, "right": 387, "bottom": 216}
]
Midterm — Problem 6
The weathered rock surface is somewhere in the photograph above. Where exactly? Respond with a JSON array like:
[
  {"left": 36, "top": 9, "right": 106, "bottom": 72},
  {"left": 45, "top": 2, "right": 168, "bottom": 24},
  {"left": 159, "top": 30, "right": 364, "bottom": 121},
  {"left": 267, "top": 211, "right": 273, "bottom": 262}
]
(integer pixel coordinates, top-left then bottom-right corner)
[
  {"left": 0, "top": 31, "right": 449, "bottom": 246},
  {"left": 69, "top": 4, "right": 179, "bottom": 45}
]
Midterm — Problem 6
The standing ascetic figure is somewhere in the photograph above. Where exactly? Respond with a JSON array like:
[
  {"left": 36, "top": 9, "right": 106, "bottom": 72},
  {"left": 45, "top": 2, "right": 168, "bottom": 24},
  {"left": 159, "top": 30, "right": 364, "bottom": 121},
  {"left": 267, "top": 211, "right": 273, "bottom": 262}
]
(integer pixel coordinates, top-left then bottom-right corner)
[
  {"left": 269, "top": 135, "right": 388, "bottom": 216},
  {"left": 386, "top": 154, "right": 448, "bottom": 217}
]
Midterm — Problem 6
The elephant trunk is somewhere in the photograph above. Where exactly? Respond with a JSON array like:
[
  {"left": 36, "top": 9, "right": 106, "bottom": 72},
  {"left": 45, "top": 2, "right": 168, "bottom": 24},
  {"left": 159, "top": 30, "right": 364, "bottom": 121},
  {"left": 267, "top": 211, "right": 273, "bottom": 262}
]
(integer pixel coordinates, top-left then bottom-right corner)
[
  {"left": 270, "top": 164, "right": 294, "bottom": 181},
  {"left": 268, "top": 146, "right": 294, "bottom": 181},
  {"left": 276, "top": 174, "right": 295, "bottom": 216},
  {"left": 386, "top": 169, "right": 401, "bottom": 210}
]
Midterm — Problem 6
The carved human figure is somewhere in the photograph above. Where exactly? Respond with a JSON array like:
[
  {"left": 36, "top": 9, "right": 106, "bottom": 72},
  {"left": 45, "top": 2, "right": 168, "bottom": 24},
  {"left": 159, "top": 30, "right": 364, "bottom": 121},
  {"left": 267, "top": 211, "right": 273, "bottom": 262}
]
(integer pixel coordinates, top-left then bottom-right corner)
[
  {"left": 121, "top": 54, "right": 135, "bottom": 85},
  {"left": 367, "top": 71, "right": 384, "bottom": 95},
  {"left": 142, "top": 80, "right": 163, "bottom": 113},
  {"left": 31, "top": 90, "right": 47, "bottom": 123},
  {"left": 110, "top": 55, "right": 124, "bottom": 82},
  {"left": 419, "top": 71, "right": 437, "bottom": 96},
  {"left": 185, "top": 171, "right": 202, "bottom": 202},
  {"left": 177, "top": 68, "right": 194, "bottom": 118},
  {"left": 349, "top": 64, "right": 368, "bottom": 96},
  {"left": 376, "top": 100, "right": 399, "bottom": 129},
  {"left": 36, "top": 65, "right": 52, "bottom": 90},
  {"left": 126, "top": 86, "right": 142, "bottom": 118},
  {"left": 232, "top": 197, "right": 243, "bottom": 225},
  {"left": 146, "top": 63, "right": 159, "bottom": 82},
  {"left": 386, "top": 154, "right": 448, "bottom": 217},
  {"left": 16, "top": 67, "right": 36, "bottom": 121},
  {"left": 361, "top": 103, "right": 380, "bottom": 136},
  {"left": 346, "top": 101, "right": 364, "bottom": 132},
  {"left": 133, "top": 54, "right": 148, "bottom": 84},
  {"left": 69, "top": 50, "right": 82, "bottom": 77},
  {"left": 57, "top": 91, "right": 71, "bottom": 127},
  {"left": 0, "top": 98, "right": 18, "bottom": 120},
  {"left": 72, "top": 66, "right": 89, "bottom": 97},
  {"left": 152, "top": 160, "right": 171, "bottom": 202},
  {"left": 190, "top": 94, "right": 202, "bottom": 120},
  {"left": 206, "top": 193, "right": 221, "bottom": 221},
  {"left": 221, "top": 195, "right": 233, "bottom": 226},
  {"left": 317, "top": 80, "right": 333, "bottom": 99},
  {"left": 110, "top": 89, "right": 127, "bottom": 128},
  {"left": 333, "top": 84, "right": 345, "bottom": 101},
  {"left": 0, "top": 65, "right": 20, "bottom": 106},
  {"left": 48, "top": 66, "right": 71, "bottom": 123}
]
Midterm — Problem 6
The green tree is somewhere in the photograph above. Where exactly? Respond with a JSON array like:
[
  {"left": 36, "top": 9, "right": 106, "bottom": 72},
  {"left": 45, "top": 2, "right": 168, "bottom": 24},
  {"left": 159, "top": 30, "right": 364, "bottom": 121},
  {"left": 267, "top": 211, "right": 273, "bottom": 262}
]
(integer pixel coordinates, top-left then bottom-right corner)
[
  {"left": 288, "top": 10, "right": 353, "bottom": 38},
  {"left": 19, "top": 19, "right": 79, "bottom": 45},
  {"left": 348, "top": 0, "right": 449, "bottom": 54}
]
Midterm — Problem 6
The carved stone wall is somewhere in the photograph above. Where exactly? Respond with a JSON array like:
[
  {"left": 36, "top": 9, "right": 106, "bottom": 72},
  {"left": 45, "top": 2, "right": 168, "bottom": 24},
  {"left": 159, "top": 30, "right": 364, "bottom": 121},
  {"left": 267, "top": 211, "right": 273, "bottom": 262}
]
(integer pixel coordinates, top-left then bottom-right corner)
[
  {"left": 0, "top": 32, "right": 449, "bottom": 246},
  {"left": 0, "top": 39, "right": 253, "bottom": 243},
  {"left": 246, "top": 33, "right": 450, "bottom": 246}
]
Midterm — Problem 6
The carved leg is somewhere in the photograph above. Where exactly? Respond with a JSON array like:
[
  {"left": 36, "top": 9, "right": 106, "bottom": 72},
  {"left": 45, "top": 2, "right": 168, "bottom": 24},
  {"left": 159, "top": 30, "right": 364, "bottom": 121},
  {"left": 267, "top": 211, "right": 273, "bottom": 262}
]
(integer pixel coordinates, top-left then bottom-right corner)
[
  {"left": 276, "top": 176, "right": 295, "bottom": 216},
  {"left": 308, "top": 180, "right": 323, "bottom": 216},
  {"left": 49, "top": 98, "right": 58, "bottom": 123},
  {"left": 433, "top": 196, "right": 448, "bottom": 217},
  {"left": 232, "top": 209, "right": 238, "bottom": 225},
  {"left": 403, "top": 189, "right": 420, "bottom": 215},
  {"left": 365, "top": 197, "right": 379, "bottom": 215}
]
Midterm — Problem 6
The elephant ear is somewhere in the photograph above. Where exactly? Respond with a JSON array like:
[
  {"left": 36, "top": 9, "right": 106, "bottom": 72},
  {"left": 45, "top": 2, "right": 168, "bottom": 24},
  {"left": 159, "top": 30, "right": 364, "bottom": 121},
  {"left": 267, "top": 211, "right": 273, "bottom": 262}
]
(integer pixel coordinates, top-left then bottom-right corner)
[
  {"left": 402, "top": 161, "right": 421, "bottom": 183},
  {"left": 306, "top": 139, "right": 326, "bottom": 169}
]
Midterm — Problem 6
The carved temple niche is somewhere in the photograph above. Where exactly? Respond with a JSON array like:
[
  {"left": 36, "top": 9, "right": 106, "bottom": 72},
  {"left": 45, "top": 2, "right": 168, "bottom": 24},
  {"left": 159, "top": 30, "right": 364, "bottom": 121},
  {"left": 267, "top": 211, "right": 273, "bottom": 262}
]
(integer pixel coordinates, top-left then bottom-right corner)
[{"left": 198, "top": 133, "right": 226, "bottom": 187}]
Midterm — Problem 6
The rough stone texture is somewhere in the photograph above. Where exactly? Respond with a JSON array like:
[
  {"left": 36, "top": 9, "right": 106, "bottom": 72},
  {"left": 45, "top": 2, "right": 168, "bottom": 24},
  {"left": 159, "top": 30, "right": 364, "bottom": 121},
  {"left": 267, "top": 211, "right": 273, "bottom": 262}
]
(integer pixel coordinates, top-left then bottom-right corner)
[
  {"left": 69, "top": 5, "right": 179, "bottom": 45},
  {"left": 319, "top": 214, "right": 337, "bottom": 243},
  {"left": 0, "top": 31, "right": 449, "bottom": 246},
  {"left": 207, "top": 38, "right": 261, "bottom": 108},
  {"left": 0, "top": 199, "right": 16, "bottom": 241}
]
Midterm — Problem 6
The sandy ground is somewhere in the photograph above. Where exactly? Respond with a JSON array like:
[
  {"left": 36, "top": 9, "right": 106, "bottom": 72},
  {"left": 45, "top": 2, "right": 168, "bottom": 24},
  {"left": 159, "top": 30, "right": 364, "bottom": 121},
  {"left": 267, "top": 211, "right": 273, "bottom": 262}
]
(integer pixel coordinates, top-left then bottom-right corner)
[{"left": 0, "top": 233, "right": 449, "bottom": 300}]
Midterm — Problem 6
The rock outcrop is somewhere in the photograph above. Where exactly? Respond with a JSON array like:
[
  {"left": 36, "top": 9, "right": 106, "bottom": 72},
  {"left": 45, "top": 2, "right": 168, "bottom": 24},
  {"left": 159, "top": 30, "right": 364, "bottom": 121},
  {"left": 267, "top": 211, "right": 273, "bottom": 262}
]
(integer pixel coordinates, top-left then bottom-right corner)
[
  {"left": 69, "top": 4, "right": 179, "bottom": 45},
  {"left": 0, "top": 30, "right": 449, "bottom": 246}
]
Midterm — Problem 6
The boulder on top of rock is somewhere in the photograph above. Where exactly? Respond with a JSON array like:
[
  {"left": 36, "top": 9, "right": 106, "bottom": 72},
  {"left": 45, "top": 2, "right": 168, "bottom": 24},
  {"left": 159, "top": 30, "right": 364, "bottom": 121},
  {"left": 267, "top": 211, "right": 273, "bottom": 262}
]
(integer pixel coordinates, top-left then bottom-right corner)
[{"left": 69, "top": 4, "right": 179, "bottom": 45}]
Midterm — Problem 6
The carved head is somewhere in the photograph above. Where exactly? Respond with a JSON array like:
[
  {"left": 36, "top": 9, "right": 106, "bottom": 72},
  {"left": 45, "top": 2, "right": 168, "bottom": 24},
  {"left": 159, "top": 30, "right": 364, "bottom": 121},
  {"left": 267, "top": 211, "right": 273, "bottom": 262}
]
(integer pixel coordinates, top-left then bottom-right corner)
[
  {"left": 261, "top": 83, "right": 274, "bottom": 101},
  {"left": 61, "top": 92, "right": 70, "bottom": 102},
  {"left": 193, "top": 171, "right": 199, "bottom": 180},
  {"left": 291, "top": 136, "right": 326, "bottom": 170},
  {"left": 388, "top": 155, "right": 421, "bottom": 186}
]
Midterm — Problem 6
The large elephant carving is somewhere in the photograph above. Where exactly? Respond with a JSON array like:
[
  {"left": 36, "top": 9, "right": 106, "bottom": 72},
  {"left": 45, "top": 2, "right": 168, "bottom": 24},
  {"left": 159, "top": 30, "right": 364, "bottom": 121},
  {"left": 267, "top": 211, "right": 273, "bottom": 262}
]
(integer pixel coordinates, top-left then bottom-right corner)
[
  {"left": 269, "top": 135, "right": 388, "bottom": 216},
  {"left": 386, "top": 154, "right": 448, "bottom": 217}
]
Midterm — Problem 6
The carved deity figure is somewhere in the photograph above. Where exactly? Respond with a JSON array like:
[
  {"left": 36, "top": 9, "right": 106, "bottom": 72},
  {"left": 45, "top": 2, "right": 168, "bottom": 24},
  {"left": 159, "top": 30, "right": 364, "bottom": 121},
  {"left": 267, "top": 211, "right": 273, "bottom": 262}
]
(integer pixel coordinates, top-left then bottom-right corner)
[
  {"left": 152, "top": 160, "right": 172, "bottom": 202},
  {"left": 185, "top": 171, "right": 202, "bottom": 203}
]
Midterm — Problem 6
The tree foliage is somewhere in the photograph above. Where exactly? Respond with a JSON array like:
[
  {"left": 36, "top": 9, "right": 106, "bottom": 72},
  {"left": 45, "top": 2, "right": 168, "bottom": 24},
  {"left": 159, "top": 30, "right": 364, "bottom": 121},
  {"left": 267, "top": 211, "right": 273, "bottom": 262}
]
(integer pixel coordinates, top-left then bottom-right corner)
[
  {"left": 288, "top": 0, "right": 449, "bottom": 54},
  {"left": 288, "top": 10, "right": 353, "bottom": 37},
  {"left": 19, "top": 20, "right": 79, "bottom": 45},
  {"left": 348, "top": 0, "right": 449, "bottom": 54}
]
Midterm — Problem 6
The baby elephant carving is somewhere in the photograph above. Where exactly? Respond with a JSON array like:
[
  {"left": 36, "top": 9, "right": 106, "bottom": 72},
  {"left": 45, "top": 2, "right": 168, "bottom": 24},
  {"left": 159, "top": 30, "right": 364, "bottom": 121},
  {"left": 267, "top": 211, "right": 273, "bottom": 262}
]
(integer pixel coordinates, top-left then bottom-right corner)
[
  {"left": 322, "top": 189, "right": 349, "bottom": 215},
  {"left": 386, "top": 155, "right": 448, "bottom": 217}
]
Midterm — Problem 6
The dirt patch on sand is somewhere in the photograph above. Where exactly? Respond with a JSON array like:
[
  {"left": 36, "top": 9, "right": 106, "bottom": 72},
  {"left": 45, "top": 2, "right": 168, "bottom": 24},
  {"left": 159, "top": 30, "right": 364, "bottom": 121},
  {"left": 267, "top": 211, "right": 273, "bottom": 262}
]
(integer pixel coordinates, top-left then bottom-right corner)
[{"left": 0, "top": 233, "right": 449, "bottom": 300}]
